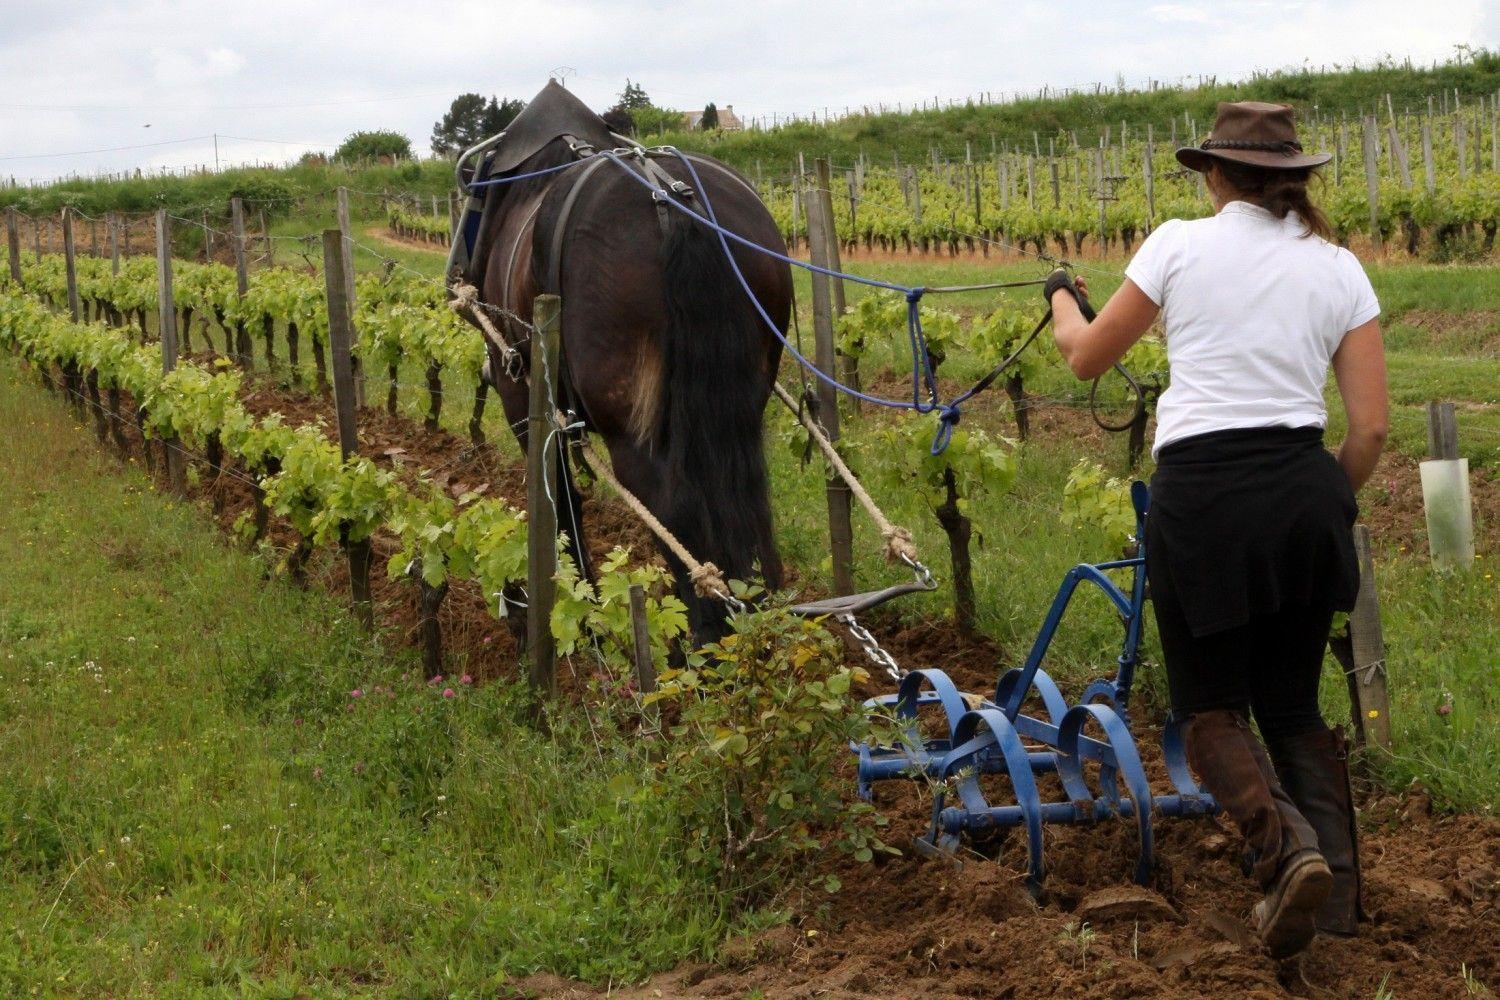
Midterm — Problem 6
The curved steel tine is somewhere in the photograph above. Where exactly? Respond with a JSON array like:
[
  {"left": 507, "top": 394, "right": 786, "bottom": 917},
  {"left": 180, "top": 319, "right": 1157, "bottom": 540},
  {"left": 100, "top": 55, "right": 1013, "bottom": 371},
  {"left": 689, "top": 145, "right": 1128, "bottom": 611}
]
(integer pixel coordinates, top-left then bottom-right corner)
[
  {"left": 995, "top": 666, "right": 1071, "bottom": 727},
  {"left": 946, "top": 709, "right": 1048, "bottom": 892},
  {"left": 897, "top": 669, "right": 971, "bottom": 741},
  {"left": 1061, "top": 704, "right": 1157, "bottom": 885}
]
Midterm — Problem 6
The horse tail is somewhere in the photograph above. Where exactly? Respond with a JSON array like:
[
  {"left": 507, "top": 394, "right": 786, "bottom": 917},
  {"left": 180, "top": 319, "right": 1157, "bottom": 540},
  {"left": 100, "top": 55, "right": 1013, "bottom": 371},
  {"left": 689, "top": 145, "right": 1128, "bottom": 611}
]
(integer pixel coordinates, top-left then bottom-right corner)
[{"left": 655, "top": 200, "right": 782, "bottom": 593}]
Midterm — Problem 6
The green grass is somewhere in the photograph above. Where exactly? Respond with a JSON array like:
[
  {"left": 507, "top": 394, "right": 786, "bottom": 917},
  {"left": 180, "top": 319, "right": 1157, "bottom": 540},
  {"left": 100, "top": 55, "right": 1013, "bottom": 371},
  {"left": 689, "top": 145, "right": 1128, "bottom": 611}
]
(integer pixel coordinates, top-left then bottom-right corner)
[{"left": 0, "top": 362, "right": 745, "bottom": 996}]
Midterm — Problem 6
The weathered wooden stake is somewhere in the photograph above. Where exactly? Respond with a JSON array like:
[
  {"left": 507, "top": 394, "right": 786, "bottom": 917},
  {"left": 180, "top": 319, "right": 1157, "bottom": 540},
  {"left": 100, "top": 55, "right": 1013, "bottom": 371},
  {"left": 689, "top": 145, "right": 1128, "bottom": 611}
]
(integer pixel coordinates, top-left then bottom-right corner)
[
  {"left": 335, "top": 187, "right": 364, "bottom": 406},
  {"left": 1425, "top": 401, "right": 1459, "bottom": 460},
  {"left": 62, "top": 209, "right": 81, "bottom": 323},
  {"left": 155, "top": 210, "right": 185, "bottom": 493},
  {"left": 230, "top": 198, "right": 252, "bottom": 367},
  {"left": 1329, "top": 526, "right": 1393, "bottom": 752},
  {"left": 4, "top": 208, "right": 20, "bottom": 285},
  {"left": 805, "top": 160, "right": 855, "bottom": 595},
  {"left": 1361, "top": 118, "right": 1382, "bottom": 254},
  {"left": 107, "top": 212, "right": 120, "bottom": 277},
  {"left": 526, "top": 294, "right": 562, "bottom": 703},
  {"left": 1421, "top": 119, "right": 1436, "bottom": 192},
  {"left": 322, "top": 228, "right": 373, "bottom": 630}
]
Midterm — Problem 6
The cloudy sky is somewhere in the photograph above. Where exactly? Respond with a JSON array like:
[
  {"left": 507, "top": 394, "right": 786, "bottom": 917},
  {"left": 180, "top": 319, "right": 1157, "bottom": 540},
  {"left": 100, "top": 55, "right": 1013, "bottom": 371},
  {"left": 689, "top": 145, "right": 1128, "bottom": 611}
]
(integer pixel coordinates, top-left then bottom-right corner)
[{"left": 2, "top": 0, "right": 1495, "bottom": 183}]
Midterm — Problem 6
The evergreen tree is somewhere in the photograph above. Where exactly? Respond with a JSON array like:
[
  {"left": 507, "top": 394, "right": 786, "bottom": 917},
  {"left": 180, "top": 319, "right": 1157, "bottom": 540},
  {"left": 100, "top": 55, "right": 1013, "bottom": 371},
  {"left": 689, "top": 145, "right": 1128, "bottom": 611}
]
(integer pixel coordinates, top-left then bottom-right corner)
[
  {"left": 616, "top": 79, "right": 651, "bottom": 112},
  {"left": 700, "top": 102, "right": 719, "bottom": 130}
]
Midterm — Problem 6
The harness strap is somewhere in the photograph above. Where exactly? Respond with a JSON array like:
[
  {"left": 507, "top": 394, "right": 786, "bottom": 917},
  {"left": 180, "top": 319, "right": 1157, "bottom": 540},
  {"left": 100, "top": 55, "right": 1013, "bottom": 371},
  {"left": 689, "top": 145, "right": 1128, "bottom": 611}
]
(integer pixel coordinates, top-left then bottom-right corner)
[{"left": 544, "top": 154, "right": 612, "bottom": 297}]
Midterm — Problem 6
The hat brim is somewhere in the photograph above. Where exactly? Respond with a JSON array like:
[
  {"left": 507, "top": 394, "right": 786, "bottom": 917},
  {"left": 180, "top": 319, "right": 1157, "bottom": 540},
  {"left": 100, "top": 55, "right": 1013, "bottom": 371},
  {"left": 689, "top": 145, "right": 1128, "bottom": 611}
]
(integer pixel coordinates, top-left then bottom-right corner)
[{"left": 1176, "top": 146, "right": 1332, "bottom": 172}]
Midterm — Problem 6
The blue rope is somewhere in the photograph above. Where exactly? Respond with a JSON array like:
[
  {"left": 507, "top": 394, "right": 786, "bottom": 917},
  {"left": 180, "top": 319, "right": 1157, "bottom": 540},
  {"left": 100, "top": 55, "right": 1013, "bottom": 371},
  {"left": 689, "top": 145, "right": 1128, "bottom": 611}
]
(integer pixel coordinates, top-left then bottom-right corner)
[{"left": 465, "top": 157, "right": 593, "bottom": 189}]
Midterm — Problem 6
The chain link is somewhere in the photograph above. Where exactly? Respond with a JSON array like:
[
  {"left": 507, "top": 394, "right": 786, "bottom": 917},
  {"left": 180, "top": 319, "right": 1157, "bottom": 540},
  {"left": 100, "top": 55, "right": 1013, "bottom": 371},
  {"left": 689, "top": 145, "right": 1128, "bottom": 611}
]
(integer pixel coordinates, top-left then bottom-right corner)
[{"left": 838, "top": 612, "right": 904, "bottom": 682}]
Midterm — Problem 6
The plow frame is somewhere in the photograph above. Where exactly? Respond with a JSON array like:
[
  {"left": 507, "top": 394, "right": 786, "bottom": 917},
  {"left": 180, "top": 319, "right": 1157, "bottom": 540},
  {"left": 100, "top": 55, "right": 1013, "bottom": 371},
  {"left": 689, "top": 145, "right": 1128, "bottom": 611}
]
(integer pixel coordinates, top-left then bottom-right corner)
[{"left": 851, "top": 482, "right": 1218, "bottom": 892}]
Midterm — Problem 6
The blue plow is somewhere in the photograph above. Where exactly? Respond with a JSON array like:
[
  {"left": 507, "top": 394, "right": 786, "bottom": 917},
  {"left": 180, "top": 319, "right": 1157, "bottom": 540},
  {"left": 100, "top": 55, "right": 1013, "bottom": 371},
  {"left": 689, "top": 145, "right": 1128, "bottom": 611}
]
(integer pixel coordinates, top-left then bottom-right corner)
[{"left": 849, "top": 481, "right": 1217, "bottom": 893}]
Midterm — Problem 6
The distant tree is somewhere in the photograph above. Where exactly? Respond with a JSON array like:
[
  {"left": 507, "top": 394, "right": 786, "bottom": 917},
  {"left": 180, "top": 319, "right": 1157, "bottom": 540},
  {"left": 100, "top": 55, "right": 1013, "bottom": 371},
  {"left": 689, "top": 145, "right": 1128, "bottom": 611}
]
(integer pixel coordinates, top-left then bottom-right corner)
[
  {"left": 616, "top": 79, "right": 651, "bottom": 112},
  {"left": 700, "top": 103, "right": 719, "bottom": 130},
  {"left": 334, "top": 131, "right": 411, "bottom": 163},
  {"left": 431, "top": 93, "right": 524, "bottom": 155}
]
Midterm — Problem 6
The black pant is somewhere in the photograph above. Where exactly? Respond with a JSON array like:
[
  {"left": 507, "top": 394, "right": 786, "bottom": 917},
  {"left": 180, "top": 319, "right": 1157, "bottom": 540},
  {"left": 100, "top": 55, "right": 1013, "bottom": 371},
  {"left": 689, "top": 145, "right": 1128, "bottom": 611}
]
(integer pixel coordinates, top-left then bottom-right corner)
[{"left": 1152, "top": 593, "right": 1334, "bottom": 744}]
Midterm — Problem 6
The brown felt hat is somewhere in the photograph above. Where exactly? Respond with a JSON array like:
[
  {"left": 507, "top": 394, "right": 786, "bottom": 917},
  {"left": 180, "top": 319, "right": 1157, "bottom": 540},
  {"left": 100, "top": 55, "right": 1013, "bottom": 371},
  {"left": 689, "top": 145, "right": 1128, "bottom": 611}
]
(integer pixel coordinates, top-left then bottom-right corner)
[{"left": 1176, "top": 101, "right": 1331, "bottom": 172}]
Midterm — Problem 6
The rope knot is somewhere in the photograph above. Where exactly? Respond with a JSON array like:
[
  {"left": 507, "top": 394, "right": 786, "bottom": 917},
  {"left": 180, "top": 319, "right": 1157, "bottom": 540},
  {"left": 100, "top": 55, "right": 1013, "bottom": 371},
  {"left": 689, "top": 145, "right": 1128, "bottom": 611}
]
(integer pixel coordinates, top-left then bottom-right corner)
[
  {"left": 881, "top": 525, "right": 919, "bottom": 566},
  {"left": 930, "top": 404, "right": 961, "bottom": 454},
  {"left": 449, "top": 282, "right": 478, "bottom": 313},
  {"left": 689, "top": 562, "right": 730, "bottom": 600},
  {"left": 905, "top": 287, "right": 924, "bottom": 304}
]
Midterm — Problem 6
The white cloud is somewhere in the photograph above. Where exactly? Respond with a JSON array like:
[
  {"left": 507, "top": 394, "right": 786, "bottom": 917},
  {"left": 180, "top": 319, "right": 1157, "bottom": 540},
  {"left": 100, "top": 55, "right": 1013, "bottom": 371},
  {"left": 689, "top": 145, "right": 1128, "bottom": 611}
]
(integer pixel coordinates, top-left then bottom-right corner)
[{"left": 149, "top": 45, "right": 245, "bottom": 87}]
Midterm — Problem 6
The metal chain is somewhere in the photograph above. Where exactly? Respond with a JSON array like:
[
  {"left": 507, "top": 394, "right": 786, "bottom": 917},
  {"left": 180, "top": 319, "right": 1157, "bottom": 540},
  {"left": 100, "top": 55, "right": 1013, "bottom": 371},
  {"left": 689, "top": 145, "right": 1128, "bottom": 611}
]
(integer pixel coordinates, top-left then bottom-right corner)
[{"left": 838, "top": 612, "right": 904, "bottom": 682}]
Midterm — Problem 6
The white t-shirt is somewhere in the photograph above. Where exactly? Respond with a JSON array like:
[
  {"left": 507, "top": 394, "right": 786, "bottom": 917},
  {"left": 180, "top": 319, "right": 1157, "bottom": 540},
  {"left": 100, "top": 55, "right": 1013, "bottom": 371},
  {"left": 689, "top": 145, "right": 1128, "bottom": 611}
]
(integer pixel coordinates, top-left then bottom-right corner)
[{"left": 1124, "top": 201, "right": 1381, "bottom": 458}]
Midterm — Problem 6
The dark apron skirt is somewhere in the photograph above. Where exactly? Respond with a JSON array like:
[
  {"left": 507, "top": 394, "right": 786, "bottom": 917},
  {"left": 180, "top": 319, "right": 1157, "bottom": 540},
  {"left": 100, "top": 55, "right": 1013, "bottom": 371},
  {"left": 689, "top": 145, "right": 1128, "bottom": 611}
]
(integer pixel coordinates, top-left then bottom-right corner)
[{"left": 1145, "top": 425, "right": 1360, "bottom": 638}]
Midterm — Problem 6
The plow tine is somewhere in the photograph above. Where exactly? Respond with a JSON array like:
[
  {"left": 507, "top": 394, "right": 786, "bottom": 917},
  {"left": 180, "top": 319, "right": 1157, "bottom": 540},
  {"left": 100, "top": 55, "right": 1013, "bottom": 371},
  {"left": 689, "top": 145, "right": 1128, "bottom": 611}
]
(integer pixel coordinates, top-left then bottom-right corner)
[
  {"left": 897, "top": 669, "right": 971, "bottom": 738},
  {"left": 1060, "top": 704, "right": 1157, "bottom": 885},
  {"left": 943, "top": 709, "right": 1048, "bottom": 892}
]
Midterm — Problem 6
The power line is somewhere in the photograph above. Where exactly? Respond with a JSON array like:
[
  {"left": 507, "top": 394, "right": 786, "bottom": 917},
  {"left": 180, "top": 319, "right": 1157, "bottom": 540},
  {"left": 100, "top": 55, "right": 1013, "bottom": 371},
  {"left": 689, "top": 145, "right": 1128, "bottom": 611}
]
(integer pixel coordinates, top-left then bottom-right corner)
[
  {"left": 0, "top": 90, "right": 453, "bottom": 113},
  {"left": 0, "top": 132, "right": 339, "bottom": 164},
  {"left": 0, "top": 135, "right": 216, "bottom": 162}
]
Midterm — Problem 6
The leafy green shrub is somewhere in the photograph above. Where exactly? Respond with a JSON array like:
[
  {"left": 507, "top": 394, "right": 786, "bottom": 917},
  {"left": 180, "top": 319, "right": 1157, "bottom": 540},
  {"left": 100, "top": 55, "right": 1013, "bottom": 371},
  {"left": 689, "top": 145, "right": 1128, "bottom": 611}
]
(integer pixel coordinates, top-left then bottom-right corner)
[
  {"left": 335, "top": 130, "right": 413, "bottom": 163},
  {"left": 650, "top": 607, "right": 895, "bottom": 899}
]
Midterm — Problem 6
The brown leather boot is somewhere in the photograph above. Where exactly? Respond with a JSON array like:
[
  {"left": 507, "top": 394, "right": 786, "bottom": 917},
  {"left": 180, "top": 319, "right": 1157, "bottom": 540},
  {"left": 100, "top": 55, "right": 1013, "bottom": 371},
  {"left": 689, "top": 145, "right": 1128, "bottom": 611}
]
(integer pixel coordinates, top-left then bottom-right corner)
[
  {"left": 1267, "top": 725, "right": 1364, "bottom": 936},
  {"left": 1185, "top": 710, "right": 1331, "bottom": 958}
]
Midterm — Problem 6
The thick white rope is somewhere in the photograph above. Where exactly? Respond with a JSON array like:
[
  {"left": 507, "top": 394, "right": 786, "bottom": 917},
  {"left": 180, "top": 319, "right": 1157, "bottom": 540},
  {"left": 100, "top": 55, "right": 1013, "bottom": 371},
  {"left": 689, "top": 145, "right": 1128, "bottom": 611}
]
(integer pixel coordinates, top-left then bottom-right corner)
[
  {"left": 771, "top": 382, "right": 919, "bottom": 566},
  {"left": 571, "top": 419, "right": 732, "bottom": 602}
]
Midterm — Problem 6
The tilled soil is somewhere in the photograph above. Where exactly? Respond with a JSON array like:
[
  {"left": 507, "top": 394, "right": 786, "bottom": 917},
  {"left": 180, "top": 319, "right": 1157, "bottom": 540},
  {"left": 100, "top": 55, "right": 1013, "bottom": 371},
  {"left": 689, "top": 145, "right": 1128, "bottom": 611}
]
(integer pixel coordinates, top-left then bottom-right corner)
[
  {"left": 39, "top": 361, "right": 1497, "bottom": 1000},
  {"left": 510, "top": 775, "right": 1499, "bottom": 1000}
]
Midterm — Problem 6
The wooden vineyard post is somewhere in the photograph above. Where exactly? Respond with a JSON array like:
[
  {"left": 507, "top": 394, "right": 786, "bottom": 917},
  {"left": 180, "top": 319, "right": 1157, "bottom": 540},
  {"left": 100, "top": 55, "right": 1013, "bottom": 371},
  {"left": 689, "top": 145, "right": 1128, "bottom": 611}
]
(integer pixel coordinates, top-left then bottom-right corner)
[
  {"left": 230, "top": 198, "right": 252, "bottom": 367},
  {"left": 61, "top": 208, "right": 91, "bottom": 421},
  {"left": 335, "top": 187, "right": 364, "bottom": 407},
  {"left": 155, "top": 210, "right": 185, "bottom": 494},
  {"left": 62, "top": 209, "right": 80, "bottom": 321},
  {"left": 814, "top": 159, "right": 856, "bottom": 405},
  {"left": 1049, "top": 141, "right": 1061, "bottom": 208},
  {"left": 5, "top": 208, "right": 20, "bottom": 285},
  {"left": 1329, "top": 525, "right": 1393, "bottom": 752},
  {"left": 628, "top": 583, "right": 658, "bottom": 724},
  {"left": 321, "top": 229, "right": 373, "bottom": 630},
  {"left": 1361, "top": 117, "right": 1383, "bottom": 255},
  {"left": 107, "top": 213, "right": 120, "bottom": 276},
  {"left": 526, "top": 294, "right": 562, "bottom": 702},
  {"left": 1093, "top": 146, "right": 1107, "bottom": 259},
  {"left": 1421, "top": 119, "right": 1436, "bottom": 192},
  {"left": 448, "top": 192, "right": 460, "bottom": 241},
  {"left": 806, "top": 159, "right": 855, "bottom": 596},
  {"left": 1143, "top": 125, "right": 1155, "bottom": 235}
]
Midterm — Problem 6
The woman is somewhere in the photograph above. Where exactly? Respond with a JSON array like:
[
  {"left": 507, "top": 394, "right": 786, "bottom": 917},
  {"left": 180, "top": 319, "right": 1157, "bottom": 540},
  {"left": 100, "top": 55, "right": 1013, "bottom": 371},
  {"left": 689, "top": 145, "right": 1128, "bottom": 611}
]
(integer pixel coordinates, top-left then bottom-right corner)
[{"left": 1045, "top": 101, "right": 1387, "bottom": 959}]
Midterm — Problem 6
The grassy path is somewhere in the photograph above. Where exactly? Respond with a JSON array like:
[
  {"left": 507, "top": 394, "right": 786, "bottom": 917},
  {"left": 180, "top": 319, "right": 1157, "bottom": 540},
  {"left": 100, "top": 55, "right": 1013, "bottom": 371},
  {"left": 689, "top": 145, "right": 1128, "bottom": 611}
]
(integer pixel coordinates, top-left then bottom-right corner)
[{"left": 0, "top": 362, "right": 731, "bottom": 996}]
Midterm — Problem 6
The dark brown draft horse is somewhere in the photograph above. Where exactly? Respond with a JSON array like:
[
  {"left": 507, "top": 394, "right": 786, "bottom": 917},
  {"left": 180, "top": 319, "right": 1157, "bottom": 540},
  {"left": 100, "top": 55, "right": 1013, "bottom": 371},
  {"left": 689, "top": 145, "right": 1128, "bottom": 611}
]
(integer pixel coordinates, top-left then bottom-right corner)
[{"left": 457, "top": 82, "right": 790, "bottom": 639}]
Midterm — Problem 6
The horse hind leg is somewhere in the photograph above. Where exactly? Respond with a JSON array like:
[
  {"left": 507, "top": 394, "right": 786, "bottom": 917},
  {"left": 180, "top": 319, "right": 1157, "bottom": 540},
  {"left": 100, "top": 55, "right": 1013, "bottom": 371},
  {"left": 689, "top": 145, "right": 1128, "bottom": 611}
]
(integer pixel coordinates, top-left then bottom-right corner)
[{"left": 555, "top": 441, "right": 594, "bottom": 584}]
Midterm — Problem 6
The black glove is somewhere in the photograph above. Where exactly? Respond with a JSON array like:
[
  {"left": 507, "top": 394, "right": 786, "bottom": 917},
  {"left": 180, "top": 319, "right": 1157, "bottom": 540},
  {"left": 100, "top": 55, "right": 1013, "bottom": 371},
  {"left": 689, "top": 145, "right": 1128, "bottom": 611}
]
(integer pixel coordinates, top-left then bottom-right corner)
[{"left": 1043, "top": 268, "right": 1077, "bottom": 306}]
